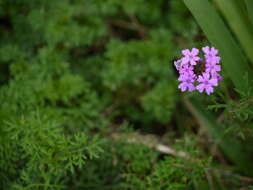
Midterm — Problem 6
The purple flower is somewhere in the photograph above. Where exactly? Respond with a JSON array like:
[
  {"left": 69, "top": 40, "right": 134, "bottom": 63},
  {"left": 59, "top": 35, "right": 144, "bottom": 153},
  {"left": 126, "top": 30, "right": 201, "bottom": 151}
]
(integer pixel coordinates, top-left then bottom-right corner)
[
  {"left": 178, "top": 74, "right": 195, "bottom": 92},
  {"left": 179, "top": 64, "right": 194, "bottom": 75},
  {"left": 181, "top": 48, "right": 200, "bottom": 65},
  {"left": 205, "top": 62, "right": 221, "bottom": 74},
  {"left": 196, "top": 73, "right": 218, "bottom": 95},
  {"left": 202, "top": 46, "right": 220, "bottom": 64},
  {"left": 174, "top": 59, "right": 182, "bottom": 70},
  {"left": 173, "top": 46, "right": 221, "bottom": 95},
  {"left": 212, "top": 72, "right": 222, "bottom": 81}
]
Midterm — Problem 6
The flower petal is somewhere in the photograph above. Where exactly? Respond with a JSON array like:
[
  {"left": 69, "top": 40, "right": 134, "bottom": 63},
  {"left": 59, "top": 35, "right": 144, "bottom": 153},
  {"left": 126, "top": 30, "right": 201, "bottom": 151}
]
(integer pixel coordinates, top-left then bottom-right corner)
[
  {"left": 209, "top": 79, "right": 218, "bottom": 86},
  {"left": 211, "top": 47, "right": 218, "bottom": 55},
  {"left": 181, "top": 57, "right": 189, "bottom": 64},
  {"left": 196, "top": 84, "right": 205, "bottom": 93},
  {"left": 202, "top": 73, "right": 210, "bottom": 80},
  {"left": 190, "top": 59, "right": 197, "bottom": 65},
  {"left": 205, "top": 86, "right": 214, "bottom": 95},
  {"left": 179, "top": 83, "right": 187, "bottom": 92},
  {"left": 194, "top": 56, "right": 200, "bottom": 61},
  {"left": 187, "top": 83, "right": 195, "bottom": 91},
  {"left": 182, "top": 49, "right": 190, "bottom": 56},
  {"left": 202, "top": 46, "right": 210, "bottom": 54},
  {"left": 197, "top": 75, "right": 204, "bottom": 83},
  {"left": 191, "top": 48, "right": 199, "bottom": 56}
]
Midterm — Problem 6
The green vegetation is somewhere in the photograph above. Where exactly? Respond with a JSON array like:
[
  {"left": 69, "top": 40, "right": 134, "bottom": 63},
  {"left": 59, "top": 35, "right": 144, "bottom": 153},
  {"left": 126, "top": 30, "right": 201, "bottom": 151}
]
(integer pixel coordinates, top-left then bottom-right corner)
[{"left": 0, "top": 0, "right": 252, "bottom": 189}]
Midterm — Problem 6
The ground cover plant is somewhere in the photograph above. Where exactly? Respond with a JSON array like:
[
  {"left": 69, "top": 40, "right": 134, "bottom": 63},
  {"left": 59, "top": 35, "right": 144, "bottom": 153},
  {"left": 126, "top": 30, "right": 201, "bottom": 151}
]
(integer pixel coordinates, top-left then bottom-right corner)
[{"left": 0, "top": 0, "right": 253, "bottom": 189}]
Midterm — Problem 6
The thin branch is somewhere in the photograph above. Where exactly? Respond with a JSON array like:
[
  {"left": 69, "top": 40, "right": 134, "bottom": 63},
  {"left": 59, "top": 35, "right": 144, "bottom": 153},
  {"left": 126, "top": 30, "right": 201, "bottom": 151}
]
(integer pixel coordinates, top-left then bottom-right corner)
[
  {"left": 111, "top": 131, "right": 253, "bottom": 185},
  {"left": 107, "top": 18, "right": 148, "bottom": 39},
  {"left": 205, "top": 170, "right": 215, "bottom": 190},
  {"left": 237, "top": 97, "right": 253, "bottom": 106},
  {"left": 111, "top": 132, "right": 191, "bottom": 160}
]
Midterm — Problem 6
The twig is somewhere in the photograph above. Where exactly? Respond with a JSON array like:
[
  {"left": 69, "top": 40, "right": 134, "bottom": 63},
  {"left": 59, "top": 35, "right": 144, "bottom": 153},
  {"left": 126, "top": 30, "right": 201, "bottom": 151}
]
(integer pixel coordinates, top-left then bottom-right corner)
[
  {"left": 111, "top": 132, "right": 191, "bottom": 160},
  {"left": 127, "top": 13, "right": 148, "bottom": 39},
  {"left": 107, "top": 18, "right": 148, "bottom": 39},
  {"left": 237, "top": 97, "right": 253, "bottom": 107},
  {"left": 156, "top": 144, "right": 190, "bottom": 159},
  {"left": 111, "top": 131, "right": 253, "bottom": 184},
  {"left": 205, "top": 170, "right": 215, "bottom": 190}
]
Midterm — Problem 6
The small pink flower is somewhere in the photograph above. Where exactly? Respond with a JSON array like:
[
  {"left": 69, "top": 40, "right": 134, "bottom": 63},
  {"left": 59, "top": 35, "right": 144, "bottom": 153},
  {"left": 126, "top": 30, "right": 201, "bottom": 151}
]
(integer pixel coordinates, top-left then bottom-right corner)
[
  {"left": 203, "top": 46, "right": 218, "bottom": 56},
  {"left": 173, "top": 46, "right": 221, "bottom": 95},
  {"left": 174, "top": 59, "right": 182, "bottom": 70},
  {"left": 202, "top": 46, "right": 220, "bottom": 64},
  {"left": 212, "top": 72, "right": 222, "bottom": 81},
  {"left": 196, "top": 73, "right": 218, "bottom": 95},
  {"left": 181, "top": 48, "right": 200, "bottom": 65},
  {"left": 179, "top": 64, "right": 194, "bottom": 75},
  {"left": 205, "top": 62, "right": 221, "bottom": 74},
  {"left": 178, "top": 74, "right": 195, "bottom": 92}
]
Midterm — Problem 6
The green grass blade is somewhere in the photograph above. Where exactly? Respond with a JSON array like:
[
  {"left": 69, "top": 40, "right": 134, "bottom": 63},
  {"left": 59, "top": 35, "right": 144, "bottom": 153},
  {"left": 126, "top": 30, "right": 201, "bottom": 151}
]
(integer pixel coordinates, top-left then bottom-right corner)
[
  {"left": 245, "top": 0, "right": 253, "bottom": 26},
  {"left": 184, "top": 97, "right": 253, "bottom": 177},
  {"left": 183, "top": 0, "right": 253, "bottom": 94},
  {"left": 213, "top": 0, "right": 253, "bottom": 66}
]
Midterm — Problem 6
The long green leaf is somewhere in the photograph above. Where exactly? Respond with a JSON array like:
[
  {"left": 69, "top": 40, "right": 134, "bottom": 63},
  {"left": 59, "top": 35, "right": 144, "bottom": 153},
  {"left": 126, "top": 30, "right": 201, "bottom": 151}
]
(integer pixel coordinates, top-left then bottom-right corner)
[
  {"left": 184, "top": 97, "right": 253, "bottom": 177},
  {"left": 213, "top": 0, "right": 253, "bottom": 66},
  {"left": 183, "top": 0, "right": 253, "bottom": 95},
  {"left": 245, "top": 0, "right": 253, "bottom": 26}
]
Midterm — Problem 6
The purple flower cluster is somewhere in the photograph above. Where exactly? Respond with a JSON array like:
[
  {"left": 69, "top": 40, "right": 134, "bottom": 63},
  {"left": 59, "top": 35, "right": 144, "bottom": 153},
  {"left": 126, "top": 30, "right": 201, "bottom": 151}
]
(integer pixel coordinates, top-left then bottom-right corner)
[{"left": 174, "top": 46, "right": 222, "bottom": 95}]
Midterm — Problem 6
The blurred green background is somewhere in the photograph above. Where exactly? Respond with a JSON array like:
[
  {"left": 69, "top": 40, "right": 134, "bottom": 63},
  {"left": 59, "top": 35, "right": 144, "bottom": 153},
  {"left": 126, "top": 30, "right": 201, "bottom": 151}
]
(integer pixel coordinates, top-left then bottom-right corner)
[{"left": 0, "top": 0, "right": 253, "bottom": 189}]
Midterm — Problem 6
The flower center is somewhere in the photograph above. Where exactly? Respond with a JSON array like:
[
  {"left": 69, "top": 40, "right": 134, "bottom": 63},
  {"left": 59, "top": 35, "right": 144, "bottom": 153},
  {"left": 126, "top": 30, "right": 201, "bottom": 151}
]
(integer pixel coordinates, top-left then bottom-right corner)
[{"left": 193, "top": 62, "right": 206, "bottom": 75}]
